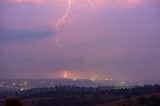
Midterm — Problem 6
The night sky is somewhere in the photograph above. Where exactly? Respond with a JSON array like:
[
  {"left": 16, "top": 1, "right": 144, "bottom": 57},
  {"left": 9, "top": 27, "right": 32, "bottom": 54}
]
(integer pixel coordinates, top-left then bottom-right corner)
[{"left": 0, "top": 0, "right": 160, "bottom": 80}]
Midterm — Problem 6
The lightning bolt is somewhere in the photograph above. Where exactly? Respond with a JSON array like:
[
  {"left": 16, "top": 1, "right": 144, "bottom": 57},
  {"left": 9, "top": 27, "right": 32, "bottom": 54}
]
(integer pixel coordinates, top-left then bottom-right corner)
[
  {"left": 55, "top": 0, "right": 72, "bottom": 49},
  {"left": 55, "top": 0, "right": 95, "bottom": 49}
]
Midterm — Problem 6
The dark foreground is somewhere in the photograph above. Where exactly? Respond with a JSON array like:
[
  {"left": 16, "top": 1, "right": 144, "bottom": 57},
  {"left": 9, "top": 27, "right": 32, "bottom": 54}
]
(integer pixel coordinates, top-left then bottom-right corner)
[{"left": 0, "top": 85, "right": 160, "bottom": 106}]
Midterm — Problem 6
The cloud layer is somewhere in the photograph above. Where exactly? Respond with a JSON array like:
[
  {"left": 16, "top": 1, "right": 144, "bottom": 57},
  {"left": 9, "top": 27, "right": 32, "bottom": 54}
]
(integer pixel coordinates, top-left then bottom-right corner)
[
  {"left": 0, "top": 0, "right": 160, "bottom": 80},
  {"left": 0, "top": 29, "right": 54, "bottom": 43}
]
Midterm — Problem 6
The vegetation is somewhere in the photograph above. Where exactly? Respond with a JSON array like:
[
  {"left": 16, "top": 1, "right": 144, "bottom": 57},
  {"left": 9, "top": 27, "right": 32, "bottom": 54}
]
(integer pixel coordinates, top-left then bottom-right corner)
[
  {"left": 0, "top": 84, "right": 160, "bottom": 106},
  {"left": 5, "top": 98, "right": 22, "bottom": 106}
]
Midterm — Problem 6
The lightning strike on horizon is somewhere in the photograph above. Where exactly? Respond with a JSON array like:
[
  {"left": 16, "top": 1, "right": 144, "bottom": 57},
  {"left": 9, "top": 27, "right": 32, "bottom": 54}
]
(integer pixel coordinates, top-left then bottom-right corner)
[
  {"left": 55, "top": 0, "right": 72, "bottom": 49},
  {"left": 63, "top": 70, "right": 68, "bottom": 78}
]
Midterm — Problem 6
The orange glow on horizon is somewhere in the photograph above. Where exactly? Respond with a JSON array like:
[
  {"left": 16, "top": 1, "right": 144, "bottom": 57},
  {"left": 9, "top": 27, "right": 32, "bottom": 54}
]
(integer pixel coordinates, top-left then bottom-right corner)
[
  {"left": 63, "top": 70, "right": 68, "bottom": 78},
  {"left": 63, "top": 70, "right": 74, "bottom": 78},
  {"left": 62, "top": 70, "right": 78, "bottom": 79}
]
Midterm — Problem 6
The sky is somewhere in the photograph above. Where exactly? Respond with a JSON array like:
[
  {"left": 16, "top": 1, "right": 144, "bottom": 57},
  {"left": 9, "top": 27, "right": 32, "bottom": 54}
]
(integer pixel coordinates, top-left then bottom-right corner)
[{"left": 0, "top": 0, "right": 160, "bottom": 80}]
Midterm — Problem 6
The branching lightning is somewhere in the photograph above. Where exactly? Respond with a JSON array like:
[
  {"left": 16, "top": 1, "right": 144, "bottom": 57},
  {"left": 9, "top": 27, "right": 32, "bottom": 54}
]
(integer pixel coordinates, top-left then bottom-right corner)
[
  {"left": 56, "top": 0, "right": 72, "bottom": 49},
  {"left": 55, "top": 0, "right": 95, "bottom": 49}
]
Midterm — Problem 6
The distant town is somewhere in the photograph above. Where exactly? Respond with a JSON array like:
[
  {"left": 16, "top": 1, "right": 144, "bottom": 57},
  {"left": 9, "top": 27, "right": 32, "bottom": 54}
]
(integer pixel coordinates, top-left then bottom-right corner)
[{"left": 0, "top": 79, "right": 160, "bottom": 92}]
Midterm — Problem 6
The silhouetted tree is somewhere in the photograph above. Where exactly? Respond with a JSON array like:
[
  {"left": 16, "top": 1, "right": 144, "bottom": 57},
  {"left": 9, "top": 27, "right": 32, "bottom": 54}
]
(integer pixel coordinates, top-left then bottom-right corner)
[
  {"left": 138, "top": 97, "right": 146, "bottom": 105},
  {"left": 5, "top": 98, "right": 22, "bottom": 106}
]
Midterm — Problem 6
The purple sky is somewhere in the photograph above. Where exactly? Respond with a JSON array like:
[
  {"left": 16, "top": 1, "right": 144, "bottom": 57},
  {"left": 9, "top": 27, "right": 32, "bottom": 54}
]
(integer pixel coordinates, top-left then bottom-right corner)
[{"left": 0, "top": 0, "right": 160, "bottom": 80}]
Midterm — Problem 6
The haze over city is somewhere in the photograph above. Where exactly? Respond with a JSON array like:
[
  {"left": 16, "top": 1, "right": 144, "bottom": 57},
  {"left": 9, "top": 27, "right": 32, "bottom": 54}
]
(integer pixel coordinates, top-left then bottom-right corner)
[{"left": 0, "top": 0, "right": 160, "bottom": 81}]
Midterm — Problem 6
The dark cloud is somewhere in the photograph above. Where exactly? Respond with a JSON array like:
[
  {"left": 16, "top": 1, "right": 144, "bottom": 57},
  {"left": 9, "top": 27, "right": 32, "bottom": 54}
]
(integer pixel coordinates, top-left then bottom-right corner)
[{"left": 0, "top": 29, "right": 54, "bottom": 43}]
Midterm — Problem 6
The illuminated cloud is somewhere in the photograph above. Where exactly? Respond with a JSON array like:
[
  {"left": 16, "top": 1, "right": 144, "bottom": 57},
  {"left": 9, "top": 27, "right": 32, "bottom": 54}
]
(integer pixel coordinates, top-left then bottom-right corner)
[
  {"left": 94, "top": 0, "right": 143, "bottom": 8},
  {"left": 125, "top": 0, "right": 143, "bottom": 7},
  {"left": 2, "top": 0, "right": 48, "bottom": 4},
  {"left": 0, "top": 0, "right": 160, "bottom": 80},
  {"left": 0, "top": 0, "right": 159, "bottom": 7}
]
